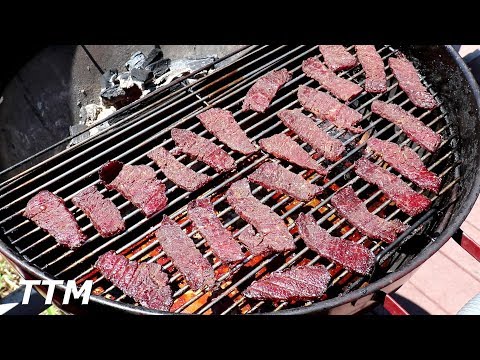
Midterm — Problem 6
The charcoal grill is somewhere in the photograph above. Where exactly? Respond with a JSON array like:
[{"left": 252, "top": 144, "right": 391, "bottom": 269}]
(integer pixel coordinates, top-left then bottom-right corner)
[{"left": 1, "top": 45, "right": 479, "bottom": 315}]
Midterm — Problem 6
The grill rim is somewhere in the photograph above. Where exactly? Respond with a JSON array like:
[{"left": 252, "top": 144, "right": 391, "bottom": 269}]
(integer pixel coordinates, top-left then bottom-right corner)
[{"left": 0, "top": 45, "right": 479, "bottom": 315}]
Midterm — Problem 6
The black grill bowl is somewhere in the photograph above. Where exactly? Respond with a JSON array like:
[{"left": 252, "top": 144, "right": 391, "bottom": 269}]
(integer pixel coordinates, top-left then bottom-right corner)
[{"left": 1, "top": 45, "right": 479, "bottom": 315}]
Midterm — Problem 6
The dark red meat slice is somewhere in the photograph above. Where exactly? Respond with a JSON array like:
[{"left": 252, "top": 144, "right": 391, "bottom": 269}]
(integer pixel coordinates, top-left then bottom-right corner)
[
  {"left": 226, "top": 179, "right": 296, "bottom": 255},
  {"left": 302, "top": 57, "right": 362, "bottom": 102},
  {"left": 72, "top": 185, "right": 125, "bottom": 238},
  {"left": 331, "top": 186, "right": 408, "bottom": 243},
  {"left": 23, "top": 190, "right": 86, "bottom": 249},
  {"left": 156, "top": 215, "right": 215, "bottom": 291},
  {"left": 99, "top": 160, "right": 167, "bottom": 217},
  {"left": 296, "top": 213, "right": 375, "bottom": 275},
  {"left": 247, "top": 161, "right": 323, "bottom": 202},
  {"left": 237, "top": 225, "right": 265, "bottom": 253},
  {"left": 188, "top": 198, "right": 244, "bottom": 265},
  {"left": 96, "top": 251, "right": 173, "bottom": 311},
  {"left": 371, "top": 100, "right": 442, "bottom": 153},
  {"left": 243, "top": 265, "right": 331, "bottom": 301},
  {"left": 258, "top": 134, "right": 327, "bottom": 175},
  {"left": 197, "top": 108, "right": 257, "bottom": 155},
  {"left": 355, "top": 45, "right": 387, "bottom": 93},
  {"left": 242, "top": 68, "right": 291, "bottom": 113},
  {"left": 367, "top": 138, "right": 441, "bottom": 193},
  {"left": 298, "top": 85, "right": 363, "bottom": 134},
  {"left": 354, "top": 157, "right": 431, "bottom": 216},
  {"left": 147, "top": 146, "right": 211, "bottom": 192},
  {"left": 389, "top": 55, "right": 438, "bottom": 110},
  {"left": 278, "top": 108, "right": 345, "bottom": 161},
  {"left": 171, "top": 128, "right": 236, "bottom": 173},
  {"left": 319, "top": 45, "right": 358, "bottom": 72}
]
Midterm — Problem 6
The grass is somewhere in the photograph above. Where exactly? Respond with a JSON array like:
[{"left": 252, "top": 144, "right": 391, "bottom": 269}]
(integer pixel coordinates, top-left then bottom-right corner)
[
  {"left": 0, "top": 254, "right": 20, "bottom": 298},
  {"left": 1, "top": 254, "right": 63, "bottom": 315}
]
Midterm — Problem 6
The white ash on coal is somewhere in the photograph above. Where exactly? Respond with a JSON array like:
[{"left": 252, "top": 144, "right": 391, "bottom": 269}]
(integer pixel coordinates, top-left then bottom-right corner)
[{"left": 69, "top": 46, "right": 219, "bottom": 148}]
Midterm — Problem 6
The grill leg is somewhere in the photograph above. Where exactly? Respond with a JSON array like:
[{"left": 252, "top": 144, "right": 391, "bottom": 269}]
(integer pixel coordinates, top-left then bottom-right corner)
[
  {"left": 0, "top": 285, "right": 49, "bottom": 315},
  {"left": 452, "top": 228, "right": 480, "bottom": 262},
  {"left": 382, "top": 294, "right": 409, "bottom": 315}
]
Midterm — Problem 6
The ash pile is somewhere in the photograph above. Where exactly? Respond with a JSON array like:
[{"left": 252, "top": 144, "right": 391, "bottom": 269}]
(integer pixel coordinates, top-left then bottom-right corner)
[{"left": 69, "top": 46, "right": 217, "bottom": 147}]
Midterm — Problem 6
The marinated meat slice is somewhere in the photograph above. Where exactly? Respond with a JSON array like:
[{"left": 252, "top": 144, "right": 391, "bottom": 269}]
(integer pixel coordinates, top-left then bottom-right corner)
[
  {"left": 243, "top": 265, "right": 331, "bottom": 301},
  {"left": 197, "top": 108, "right": 257, "bottom": 155},
  {"left": 355, "top": 45, "right": 387, "bottom": 93},
  {"left": 156, "top": 215, "right": 215, "bottom": 291},
  {"left": 242, "top": 68, "right": 291, "bottom": 113},
  {"left": 331, "top": 186, "right": 408, "bottom": 243},
  {"left": 226, "top": 179, "right": 296, "bottom": 255},
  {"left": 147, "top": 146, "right": 211, "bottom": 192},
  {"left": 296, "top": 213, "right": 375, "bottom": 275},
  {"left": 298, "top": 85, "right": 363, "bottom": 134},
  {"left": 371, "top": 100, "right": 442, "bottom": 153},
  {"left": 367, "top": 138, "right": 441, "bottom": 193},
  {"left": 248, "top": 162, "right": 323, "bottom": 202},
  {"left": 319, "top": 45, "right": 358, "bottom": 72},
  {"left": 171, "top": 128, "right": 236, "bottom": 173},
  {"left": 23, "top": 190, "right": 86, "bottom": 249},
  {"left": 354, "top": 157, "right": 431, "bottom": 216},
  {"left": 99, "top": 160, "right": 167, "bottom": 217},
  {"left": 389, "top": 55, "right": 438, "bottom": 110},
  {"left": 302, "top": 57, "right": 363, "bottom": 102},
  {"left": 237, "top": 224, "right": 266, "bottom": 253},
  {"left": 258, "top": 134, "right": 327, "bottom": 175},
  {"left": 278, "top": 108, "right": 345, "bottom": 161},
  {"left": 188, "top": 198, "right": 244, "bottom": 265},
  {"left": 72, "top": 185, "right": 125, "bottom": 238},
  {"left": 96, "top": 251, "right": 173, "bottom": 311}
]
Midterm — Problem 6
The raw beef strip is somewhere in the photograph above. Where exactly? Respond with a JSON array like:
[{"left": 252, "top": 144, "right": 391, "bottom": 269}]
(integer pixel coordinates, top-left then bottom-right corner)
[
  {"left": 367, "top": 138, "right": 441, "bottom": 193},
  {"left": 278, "top": 108, "right": 345, "bottom": 161},
  {"left": 242, "top": 68, "right": 291, "bottom": 113},
  {"left": 147, "top": 147, "right": 211, "bottom": 192},
  {"left": 298, "top": 85, "right": 363, "bottom": 134},
  {"left": 389, "top": 55, "right": 438, "bottom": 110},
  {"left": 99, "top": 160, "right": 168, "bottom": 217},
  {"left": 355, "top": 45, "right": 387, "bottom": 93},
  {"left": 354, "top": 157, "right": 431, "bottom": 216},
  {"left": 24, "top": 190, "right": 87, "bottom": 249},
  {"left": 248, "top": 161, "right": 323, "bottom": 202},
  {"left": 296, "top": 213, "right": 375, "bottom": 275},
  {"left": 302, "top": 57, "right": 362, "bottom": 101},
  {"left": 371, "top": 100, "right": 442, "bottom": 153},
  {"left": 197, "top": 108, "right": 257, "bottom": 155},
  {"left": 96, "top": 251, "right": 173, "bottom": 311},
  {"left": 188, "top": 198, "right": 244, "bottom": 265},
  {"left": 171, "top": 128, "right": 236, "bottom": 173},
  {"left": 258, "top": 133, "right": 327, "bottom": 175},
  {"left": 226, "top": 179, "right": 296, "bottom": 255},
  {"left": 156, "top": 215, "right": 215, "bottom": 291},
  {"left": 331, "top": 186, "right": 408, "bottom": 243},
  {"left": 72, "top": 185, "right": 125, "bottom": 238},
  {"left": 319, "top": 45, "right": 357, "bottom": 72},
  {"left": 243, "top": 265, "right": 331, "bottom": 301}
]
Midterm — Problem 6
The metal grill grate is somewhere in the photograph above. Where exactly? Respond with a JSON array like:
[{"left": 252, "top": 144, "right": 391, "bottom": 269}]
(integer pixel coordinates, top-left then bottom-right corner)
[{"left": 0, "top": 45, "right": 460, "bottom": 314}]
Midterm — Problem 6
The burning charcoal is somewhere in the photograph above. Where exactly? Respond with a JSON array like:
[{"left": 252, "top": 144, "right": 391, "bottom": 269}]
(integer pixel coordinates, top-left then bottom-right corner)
[
  {"left": 100, "top": 69, "right": 118, "bottom": 90},
  {"left": 101, "top": 86, "right": 126, "bottom": 107},
  {"left": 69, "top": 124, "right": 88, "bottom": 137},
  {"left": 142, "top": 47, "right": 164, "bottom": 67},
  {"left": 125, "top": 51, "right": 146, "bottom": 71},
  {"left": 154, "top": 57, "right": 215, "bottom": 86},
  {"left": 131, "top": 67, "right": 152, "bottom": 83},
  {"left": 69, "top": 124, "right": 90, "bottom": 146},
  {"left": 145, "top": 58, "right": 170, "bottom": 77},
  {"left": 79, "top": 104, "right": 103, "bottom": 125},
  {"left": 100, "top": 85, "right": 142, "bottom": 109}
]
